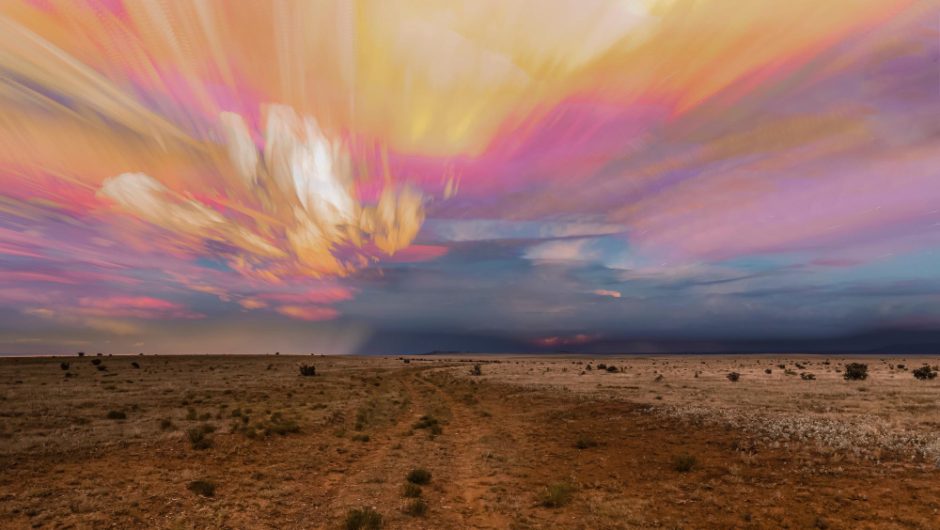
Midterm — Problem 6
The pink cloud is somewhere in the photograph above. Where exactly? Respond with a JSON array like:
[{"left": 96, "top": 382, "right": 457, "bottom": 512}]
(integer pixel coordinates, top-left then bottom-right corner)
[
  {"left": 77, "top": 296, "right": 204, "bottom": 319},
  {"left": 275, "top": 305, "right": 339, "bottom": 321},
  {"left": 2, "top": 271, "right": 77, "bottom": 284},
  {"left": 261, "top": 286, "right": 353, "bottom": 305}
]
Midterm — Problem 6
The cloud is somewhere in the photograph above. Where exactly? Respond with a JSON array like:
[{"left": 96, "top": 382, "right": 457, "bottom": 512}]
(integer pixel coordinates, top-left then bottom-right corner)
[
  {"left": 427, "top": 219, "right": 624, "bottom": 242},
  {"left": 238, "top": 298, "right": 268, "bottom": 310},
  {"left": 77, "top": 296, "right": 205, "bottom": 320},
  {"left": 592, "top": 289, "right": 621, "bottom": 298},
  {"left": 275, "top": 305, "right": 339, "bottom": 321}
]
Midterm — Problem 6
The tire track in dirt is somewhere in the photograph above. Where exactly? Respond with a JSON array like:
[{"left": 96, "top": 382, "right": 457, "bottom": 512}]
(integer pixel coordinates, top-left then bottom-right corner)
[{"left": 413, "top": 368, "right": 516, "bottom": 529}]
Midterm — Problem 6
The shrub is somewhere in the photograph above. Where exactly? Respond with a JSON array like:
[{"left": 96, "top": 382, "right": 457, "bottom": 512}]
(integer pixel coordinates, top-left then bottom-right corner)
[
  {"left": 91, "top": 358, "right": 102, "bottom": 366},
  {"left": 345, "top": 507, "right": 382, "bottom": 530},
  {"left": 187, "top": 426, "right": 213, "bottom": 450},
  {"left": 352, "top": 434, "right": 370, "bottom": 442},
  {"left": 412, "top": 415, "right": 440, "bottom": 431},
  {"left": 726, "top": 372, "right": 740, "bottom": 382},
  {"left": 673, "top": 454, "right": 696, "bottom": 473},
  {"left": 913, "top": 365, "right": 938, "bottom": 380},
  {"left": 800, "top": 373, "right": 816, "bottom": 380},
  {"left": 764, "top": 368, "right": 772, "bottom": 374},
  {"left": 159, "top": 418, "right": 175, "bottom": 431},
  {"left": 402, "top": 483, "right": 422, "bottom": 498},
  {"left": 777, "top": 364, "right": 785, "bottom": 369},
  {"left": 406, "top": 468, "right": 431, "bottom": 485},
  {"left": 574, "top": 435, "right": 598, "bottom": 449},
  {"left": 470, "top": 364, "right": 482, "bottom": 376},
  {"left": 106, "top": 410, "right": 126, "bottom": 420},
  {"left": 539, "top": 482, "right": 574, "bottom": 508},
  {"left": 403, "top": 498, "right": 428, "bottom": 517},
  {"left": 131, "top": 362, "right": 140, "bottom": 369},
  {"left": 77, "top": 351, "right": 85, "bottom": 357},
  {"left": 96, "top": 364, "right": 107, "bottom": 372},
  {"left": 187, "top": 480, "right": 216, "bottom": 497},
  {"left": 596, "top": 363, "right": 607, "bottom": 370},
  {"left": 605, "top": 365, "right": 618, "bottom": 373},
  {"left": 60, "top": 362, "right": 70, "bottom": 370},
  {"left": 299, "top": 364, "right": 316, "bottom": 376},
  {"left": 265, "top": 412, "right": 300, "bottom": 436},
  {"left": 843, "top": 363, "right": 868, "bottom": 381}
]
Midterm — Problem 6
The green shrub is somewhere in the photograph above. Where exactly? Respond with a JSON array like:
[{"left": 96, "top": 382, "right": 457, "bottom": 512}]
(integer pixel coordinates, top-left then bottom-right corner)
[
  {"left": 843, "top": 363, "right": 868, "bottom": 381},
  {"left": 187, "top": 426, "right": 213, "bottom": 450},
  {"left": 402, "top": 483, "right": 422, "bottom": 498},
  {"left": 187, "top": 480, "right": 216, "bottom": 497},
  {"left": 913, "top": 365, "right": 938, "bottom": 380},
  {"left": 406, "top": 468, "right": 431, "bottom": 485},
  {"left": 574, "top": 435, "right": 598, "bottom": 449},
  {"left": 413, "top": 415, "right": 440, "bottom": 431},
  {"left": 539, "top": 482, "right": 574, "bottom": 508},
  {"left": 345, "top": 507, "right": 382, "bottom": 530},
  {"left": 673, "top": 454, "right": 696, "bottom": 473},
  {"left": 403, "top": 498, "right": 428, "bottom": 517}
]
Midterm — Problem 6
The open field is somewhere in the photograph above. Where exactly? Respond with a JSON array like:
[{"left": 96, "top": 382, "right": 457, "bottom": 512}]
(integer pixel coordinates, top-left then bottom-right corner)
[{"left": 1, "top": 354, "right": 939, "bottom": 529}]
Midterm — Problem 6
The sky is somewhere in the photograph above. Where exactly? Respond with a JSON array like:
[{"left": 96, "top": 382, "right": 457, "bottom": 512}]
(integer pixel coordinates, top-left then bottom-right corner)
[{"left": 1, "top": 0, "right": 939, "bottom": 355}]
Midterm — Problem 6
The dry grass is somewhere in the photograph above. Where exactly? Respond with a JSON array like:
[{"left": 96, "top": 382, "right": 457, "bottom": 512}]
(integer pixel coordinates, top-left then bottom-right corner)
[{"left": 1, "top": 354, "right": 939, "bottom": 529}]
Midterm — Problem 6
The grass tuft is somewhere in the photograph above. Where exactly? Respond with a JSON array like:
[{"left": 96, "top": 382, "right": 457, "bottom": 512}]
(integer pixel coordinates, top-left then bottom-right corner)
[
  {"left": 406, "top": 468, "right": 431, "bottom": 485},
  {"left": 539, "top": 482, "right": 574, "bottom": 508},
  {"left": 345, "top": 507, "right": 382, "bottom": 530}
]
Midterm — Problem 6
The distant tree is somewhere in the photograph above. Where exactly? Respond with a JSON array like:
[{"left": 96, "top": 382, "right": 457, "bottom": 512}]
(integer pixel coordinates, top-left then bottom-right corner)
[{"left": 77, "top": 351, "right": 85, "bottom": 357}]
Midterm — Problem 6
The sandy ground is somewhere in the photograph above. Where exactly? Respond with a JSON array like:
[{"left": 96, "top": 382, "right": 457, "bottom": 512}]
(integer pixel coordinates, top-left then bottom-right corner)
[{"left": 1, "top": 354, "right": 939, "bottom": 529}]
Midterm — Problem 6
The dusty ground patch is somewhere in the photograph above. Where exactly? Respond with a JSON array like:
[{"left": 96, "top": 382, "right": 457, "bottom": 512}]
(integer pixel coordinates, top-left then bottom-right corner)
[{"left": 1, "top": 354, "right": 938, "bottom": 529}]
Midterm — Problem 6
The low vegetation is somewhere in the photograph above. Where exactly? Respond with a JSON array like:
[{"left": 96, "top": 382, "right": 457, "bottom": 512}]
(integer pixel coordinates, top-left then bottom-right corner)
[
  {"left": 402, "top": 483, "right": 422, "bottom": 498},
  {"left": 912, "top": 365, "right": 938, "bottom": 380},
  {"left": 187, "top": 480, "right": 216, "bottom": 497},
  {"left": 406, "top": 468, "right": 431, "bottom": 485},
  {"left": 298, "top": 364, "right": 316, "bottom": 376},
  {"left": 412, "top": 414, "right": 443, "bottom": 436},
  {"left": 403, "top": 498, "right": 428, "bottom": 517},
  {"left": 344, "top": 507, "right": 383, "bottom": 530},
  {"left": 843, "top": 363, "right": 869, "bottom": 381},
  {"left": 574, "top": 434, "right": 598, "bottom": 449},
  {"left": 673, "top": 454, "right": 697, "bottom": 473},
  {"left": 187, "top": 424, "right": 214, "bottom": 450},
  {"left": 539, "top": 482, "right": 574, "bottom": 508}
]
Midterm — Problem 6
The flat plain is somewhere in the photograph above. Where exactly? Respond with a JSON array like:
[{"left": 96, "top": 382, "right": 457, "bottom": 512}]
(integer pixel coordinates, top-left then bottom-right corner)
[{"left": 1, "top": 354, "right": 939, "bottom": 529}]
